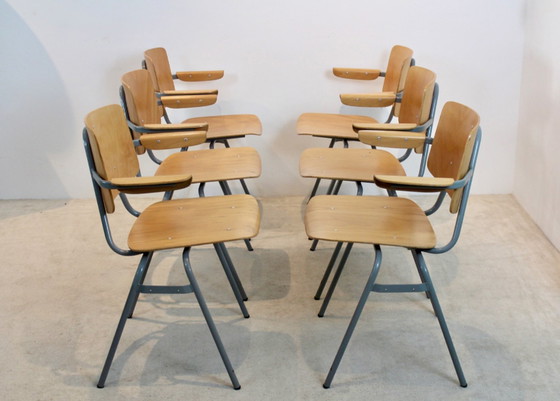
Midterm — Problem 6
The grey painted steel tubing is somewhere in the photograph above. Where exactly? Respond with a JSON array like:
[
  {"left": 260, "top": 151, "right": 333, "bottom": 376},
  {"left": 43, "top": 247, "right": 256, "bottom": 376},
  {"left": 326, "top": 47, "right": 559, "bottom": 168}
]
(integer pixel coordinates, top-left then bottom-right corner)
[
  {"left": 314, "top": 242, "right": 343, "bottom": 300},
  {"left": 182, "top": 248, "right": 241, "bottom": 390},
  {"left": 318, "top": 242, "right": 354, "bottom": 317},
  {"left": 217, "top": 242, "right": 248, "bottom": 301},
  {"left": 213, "top": 243, "right": 249, "bottom": 317},
  {"left": 323, "top": 245, "right": 382, "bottom": 388}
]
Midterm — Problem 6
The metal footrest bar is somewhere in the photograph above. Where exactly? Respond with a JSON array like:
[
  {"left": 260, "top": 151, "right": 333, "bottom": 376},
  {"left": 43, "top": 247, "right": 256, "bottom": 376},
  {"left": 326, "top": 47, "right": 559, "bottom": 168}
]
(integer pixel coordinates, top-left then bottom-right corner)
[
  {"left": 371, "top": 283, "right": 428, "bottom": 293},
  {"left": 140, "top": 285, "right": 193, "bottom": 294}
]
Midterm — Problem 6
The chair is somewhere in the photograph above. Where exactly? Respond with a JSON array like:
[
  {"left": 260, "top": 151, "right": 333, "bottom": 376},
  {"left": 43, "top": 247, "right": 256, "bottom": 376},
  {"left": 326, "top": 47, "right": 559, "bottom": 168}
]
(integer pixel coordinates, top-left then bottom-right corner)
[
  {"left": 333, "top": 44, "right": 414, "bottom": 123},
  {"left": 300, "top": 66, "right": 438, "bottom": 202},
  {"left": 143, "top": 47, "right": 262, "bottom": 148},
  {"left": 304, "top": 101, "right": 481, "bottom": 388},
  {"left": 83, "top": 104, "right": 261, "bottom": 389},
  {"left": 120, "top": 69, "right": 261, "bottom": 198}
]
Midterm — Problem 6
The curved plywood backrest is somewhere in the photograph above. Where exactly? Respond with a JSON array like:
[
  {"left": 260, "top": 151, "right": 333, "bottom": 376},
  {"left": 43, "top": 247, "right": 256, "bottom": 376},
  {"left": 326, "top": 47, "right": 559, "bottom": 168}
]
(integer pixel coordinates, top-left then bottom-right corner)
[
  {"left": 398, "top": 66, "right": 436, "bottom": 127},
  {"left": 144, "top": 47, "right": 175, "bottom": 93},
  {"left": 84, "top": 104, "right": 141, "bottom": 214},
  {"left": 427, "top": 101, "right": 480, "bottom": 213},
  {"left": 382, "top": 45, "right": 414, "bottom": 94}
]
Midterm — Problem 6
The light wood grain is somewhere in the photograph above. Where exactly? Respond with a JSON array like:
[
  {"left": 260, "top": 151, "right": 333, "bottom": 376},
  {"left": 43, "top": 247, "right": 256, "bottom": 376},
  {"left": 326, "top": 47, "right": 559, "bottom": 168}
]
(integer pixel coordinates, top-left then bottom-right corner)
[
  {"left": 139, "top": 131, "right": 207, "bottom": 150},
  {"left": 184, "top": 114, "right": 262, "bottom": 139},
  {"left": 155, "top": 147, "right": 261, "bottom": 183},
  {"left": 305, "top": 195, "right": 436, "bottom": 249},
  {"left": 300, "top": 148, "right": 405, "bottom": 182},
  {"left": 84, "top": 105, "right": 141, "bottom": 213},
  {"left": 332, "top": 68, "right": 381, "bottom": 80},
  {"left": 143, "top": 122, "right": 208, "bottom": 131},
  {"left": 297, "top": 113, "right": 377, "bottom": 140},
  {"left": 144, "top": 47, "right": 175, "bottom": 92},
  {"left": 353, "top": 122, "right": 418, "bottom": 132},
  {"left": 161, "top": 89, "right": 218, "bottom": 96},
  {"left": 374, "top": 175, "right": 454, "bottom": 191},
  {"left": 357, "top": 130, "right": 425, "bottom": 150},
  {"left": 160, "top": 94, "right": 217, "bottom": 108},
  {"left": 111, "top": 174, "right": 192, "bottom": 194},
  {"left": 176, "top": 70, "right": 225, "bottom": 82},
  {"left": 128, "top": 194, "right": 260, "bottom": 251},
  {"left": 340, "top": 92, "right": 396, "bottom": 107}
]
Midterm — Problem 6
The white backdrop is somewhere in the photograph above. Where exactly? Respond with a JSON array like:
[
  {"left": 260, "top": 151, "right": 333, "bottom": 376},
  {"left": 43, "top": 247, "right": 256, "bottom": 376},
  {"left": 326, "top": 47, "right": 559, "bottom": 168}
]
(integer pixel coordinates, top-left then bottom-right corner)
[{"left": 1, "top": 0, "right": 524, "bottom": 199}]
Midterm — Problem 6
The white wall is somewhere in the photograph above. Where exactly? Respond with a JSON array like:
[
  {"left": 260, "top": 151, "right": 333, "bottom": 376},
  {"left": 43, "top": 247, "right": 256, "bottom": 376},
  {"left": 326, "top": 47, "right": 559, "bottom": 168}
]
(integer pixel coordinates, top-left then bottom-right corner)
[
  {"left": 1, "top": 0, "right": 524, "bottom": 199},
  {"left": 515, "top": 0, "right": 560, "bottom": 250}
]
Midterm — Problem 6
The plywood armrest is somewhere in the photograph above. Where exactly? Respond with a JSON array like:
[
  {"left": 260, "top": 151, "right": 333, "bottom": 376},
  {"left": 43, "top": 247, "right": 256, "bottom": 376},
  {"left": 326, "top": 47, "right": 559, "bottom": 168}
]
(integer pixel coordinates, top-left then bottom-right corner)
[
  {"left": 374, "top": 175, "right": 455, "bottom": 192},
  {"left": 110, "top": 174, "right": 193, "bottom": 194},
  {"left": 358, "top": 131, "right": 425, "bottom": 149},
  {"left": 333, "top": 67, "right": 382, "bottom": 80},
  {"left": 353, "top": 122, "right": 418, "bottom": 132},
  {"left": 160, "top": 94, "right": 217, "bottom": 109},
  {"left": 175, "top": 70, "right": 224, "bottom": 81},
  {"left": 143, "top": 122, "right": 208, "bottom": 131},
  {"left": 139, "top": 131, "right": 207, "bottom": 149},
  {"left": 340, "top": 92, "right": 396, "bottom": 107},
  {"left": 161, "top": 89, "right": 218, "bottom": 96}
]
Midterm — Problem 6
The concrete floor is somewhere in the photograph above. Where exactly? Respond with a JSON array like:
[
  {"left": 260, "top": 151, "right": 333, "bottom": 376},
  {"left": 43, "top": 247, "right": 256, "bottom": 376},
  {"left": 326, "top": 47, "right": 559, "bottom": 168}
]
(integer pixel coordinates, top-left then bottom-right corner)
[{"left": 0, "top": 195, "right": 559, "bottom": 400}]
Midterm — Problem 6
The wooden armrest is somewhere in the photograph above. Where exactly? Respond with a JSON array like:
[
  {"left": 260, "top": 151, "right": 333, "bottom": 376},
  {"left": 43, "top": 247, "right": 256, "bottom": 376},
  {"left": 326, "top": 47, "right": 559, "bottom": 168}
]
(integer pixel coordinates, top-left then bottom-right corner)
[
  {"left": 374, "top": 175, "right": 455, "bottom": 192},
  {"left": 358, "top": 131, "right": 425, "bottom": 149},
  {"left": 143, "top": 122, "right": 208, "bottom": 131},
  {"left": 340, "top": 92, "right": 396, "bottom": 107},
  {"left": 160, "top": 94, "right": 217, "bottom": 109},
  {"left": 110, "top": 174, "right": 193, "bottom": 194},
  {"left": 161, "top": 89, "right": 218, "bottom": 96},
  {"left": 353, "top": 122, "right": 418, "bottom": 132},
  {"left": 175, "top": 70, "right": 224, "bottom": 81},
  {"left": 333, "top": 67, "right": 381, "bottom": 80},
  {"left": 139, "top": 131, "right": 207, "bottom": 149}
]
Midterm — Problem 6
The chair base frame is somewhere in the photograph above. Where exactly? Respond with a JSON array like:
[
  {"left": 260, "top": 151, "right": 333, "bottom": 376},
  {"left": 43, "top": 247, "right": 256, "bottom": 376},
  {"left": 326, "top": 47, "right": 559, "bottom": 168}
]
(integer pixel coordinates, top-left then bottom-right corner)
[
  {"left": 97, "top": 246, "right": 246, "bottom": 390},
  {"left": 318, "top": 243, "right": 467, "bottom": 389}
]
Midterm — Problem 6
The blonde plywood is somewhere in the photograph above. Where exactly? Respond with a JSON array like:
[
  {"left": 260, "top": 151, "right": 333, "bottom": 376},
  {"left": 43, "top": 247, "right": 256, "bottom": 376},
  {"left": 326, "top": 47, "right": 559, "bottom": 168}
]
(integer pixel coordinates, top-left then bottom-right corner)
[
  {"left": 155, "top": 147, "right": 261, "bottom": 183},
  {"left": 305, "top": 195, "right": 436, "bottom": 249},
  {"left": 185, "top": 114, "right": 262, "bottom": 140},
  {"left": 297, "top": 113, "right": 377, "bottom": 140},
  {"left": 300, "top": 148, "right": 405, "bottom": 182},
  {"left": 128, "top": 194, "right": 260, "bottom": 252}
]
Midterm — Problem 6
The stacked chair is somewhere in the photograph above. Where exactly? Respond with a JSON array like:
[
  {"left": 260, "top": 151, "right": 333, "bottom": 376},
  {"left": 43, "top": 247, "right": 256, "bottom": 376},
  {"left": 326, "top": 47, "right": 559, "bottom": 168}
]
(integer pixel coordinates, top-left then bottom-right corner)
[{"left": 299, "top": 46, "right": 482, "bottom": 388}]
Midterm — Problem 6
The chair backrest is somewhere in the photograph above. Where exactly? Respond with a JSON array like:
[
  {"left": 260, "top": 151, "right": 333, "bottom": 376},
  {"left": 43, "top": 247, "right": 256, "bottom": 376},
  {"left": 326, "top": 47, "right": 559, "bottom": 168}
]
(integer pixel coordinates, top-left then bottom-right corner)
[
  {"left": 84, "top": 104, "right": 141, "bottom": 214},
  {"left": 398, "top": 66, "right": 437, "bottom": 128},
  {"left": 144, "top": 47, "right": 175, "bottom": 93},
  {"left": 382, "top": 45, "right": 414, "bottom": 94},
  {"left": 427, "top": 101, "right": 481, "bottom": 213}
]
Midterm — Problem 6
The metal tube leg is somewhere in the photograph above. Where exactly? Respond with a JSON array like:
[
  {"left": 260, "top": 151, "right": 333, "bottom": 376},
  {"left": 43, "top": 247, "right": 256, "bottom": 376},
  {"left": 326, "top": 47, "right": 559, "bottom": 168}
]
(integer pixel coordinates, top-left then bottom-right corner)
[
  {"left": 414, "top": 251, "right": 467, "bottom": 387},
  {"left": 411, "top": 250, "right": 430, "bottom": 300},
  {"left": 213, "top": 243, "right": 250, "bottom": 318},
  {"left": 128, "top": 252, "right": 154, "bottom": 318},
  {"left": 239, "top": 179, "right": 250, "bottom": 195},
  {"left": 218, "top": 182, "right": 253, "bottom": 251},
  {"left": 315, "top": 242, "right": 343, "bottom": 300},
  {"left": 319, "top": 243, "right": 354, "bottom": 317},
  {"left": 182, "top": 248, "right": 241, "bottom": 390},
  {"left": 310, "top": 180, "right": 339, "bottom": 251},
  {"left": 218, "top": 242, "right": 248, "bottom": 301},
  {"left": 97, "top": 252, "right": 152, "bottom": 388},
  {"left": 309, "top": 178, "right": 322, "bottom": 200},
  {"left": 323, "top": 245, "right": 382, "bottom": 389}
]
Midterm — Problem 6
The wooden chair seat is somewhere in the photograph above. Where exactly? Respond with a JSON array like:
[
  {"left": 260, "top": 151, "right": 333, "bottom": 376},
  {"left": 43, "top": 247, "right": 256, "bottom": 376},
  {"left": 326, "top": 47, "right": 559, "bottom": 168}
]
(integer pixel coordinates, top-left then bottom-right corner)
[
  {"left": 305, "top": 195, "right": 436, "bottom": 249},
  {"left": 300, "top": 148, "right": 405, "bottom": 182},
  {"left": 184, "top": 114, "right": 262, "bottom": 140},
  {"left": 129, "top": 194, "right": 260, "bottom": 252},
  {"left": 297, "top": 113, "right": 377, "bottom": 140},
  {"left": 155, "top": 147, "right": 261, "bottom": 183}
]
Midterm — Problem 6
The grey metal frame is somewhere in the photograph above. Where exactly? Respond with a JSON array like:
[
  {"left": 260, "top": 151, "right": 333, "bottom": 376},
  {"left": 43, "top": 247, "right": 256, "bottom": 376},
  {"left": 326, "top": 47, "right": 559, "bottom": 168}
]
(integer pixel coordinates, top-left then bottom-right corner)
[
  {"left": 316, "top": 128, "right": 481, "bottom": 389},
  {"left": 84, "top": 130, "right": 247, "bottom": 389}
]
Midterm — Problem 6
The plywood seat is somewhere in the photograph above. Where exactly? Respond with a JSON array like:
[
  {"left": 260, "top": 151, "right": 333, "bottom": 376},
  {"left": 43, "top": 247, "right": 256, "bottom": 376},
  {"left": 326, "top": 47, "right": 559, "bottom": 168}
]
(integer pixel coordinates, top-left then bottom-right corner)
[
  {"left": 297, "top": 113, "right": 377, "bottom": 141},
  {"left": 300, "top": 148, "right": 405, "bottom": 182},
  {"left": 129, "top": 194, "right": 259, "bottom": 252},
  {"left": 156, "top": 147, "right": 261, "bottom": 183},
  {"left": 305, "top": 195, "right": 436, "bottom": 249}
]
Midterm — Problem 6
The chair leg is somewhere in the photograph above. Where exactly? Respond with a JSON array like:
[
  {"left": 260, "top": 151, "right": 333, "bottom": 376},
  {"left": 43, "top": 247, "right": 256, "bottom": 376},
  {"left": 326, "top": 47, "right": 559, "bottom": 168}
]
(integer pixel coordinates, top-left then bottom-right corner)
[
  {"left": 182, "top": 248, "right": 241, "bottom": 390},
  {"left": 213, "top": 243, "right": 250, "bottom": 317},
  {"left": 310, "top": 180, "right": 339, "bottom": 251},
  {"left": 97, "top": 252, "right": 152, "bottom": 388},
  {"left": 318, "top": 242, "right": 354, "bottom": 317},
  {"left": 411, "top": 250, "right": 430, "bottom": 300},
  {"left": 323, "top": 245, "right": 382, "bottom": 388},
  {"left": 413, "top": 250, "right": 467, "bottom": 387},
  {"left": 218, "top": 181, "right": 253, "bottom": 251},
  {"left": 128, "top": 252, "right": 153, "bottom": 318},
  {"left": 217, "top": 242, "right": 248, "bottom": 301},
  {"left": 314, "top": 242, "right": 343, "bottom": 300}
]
